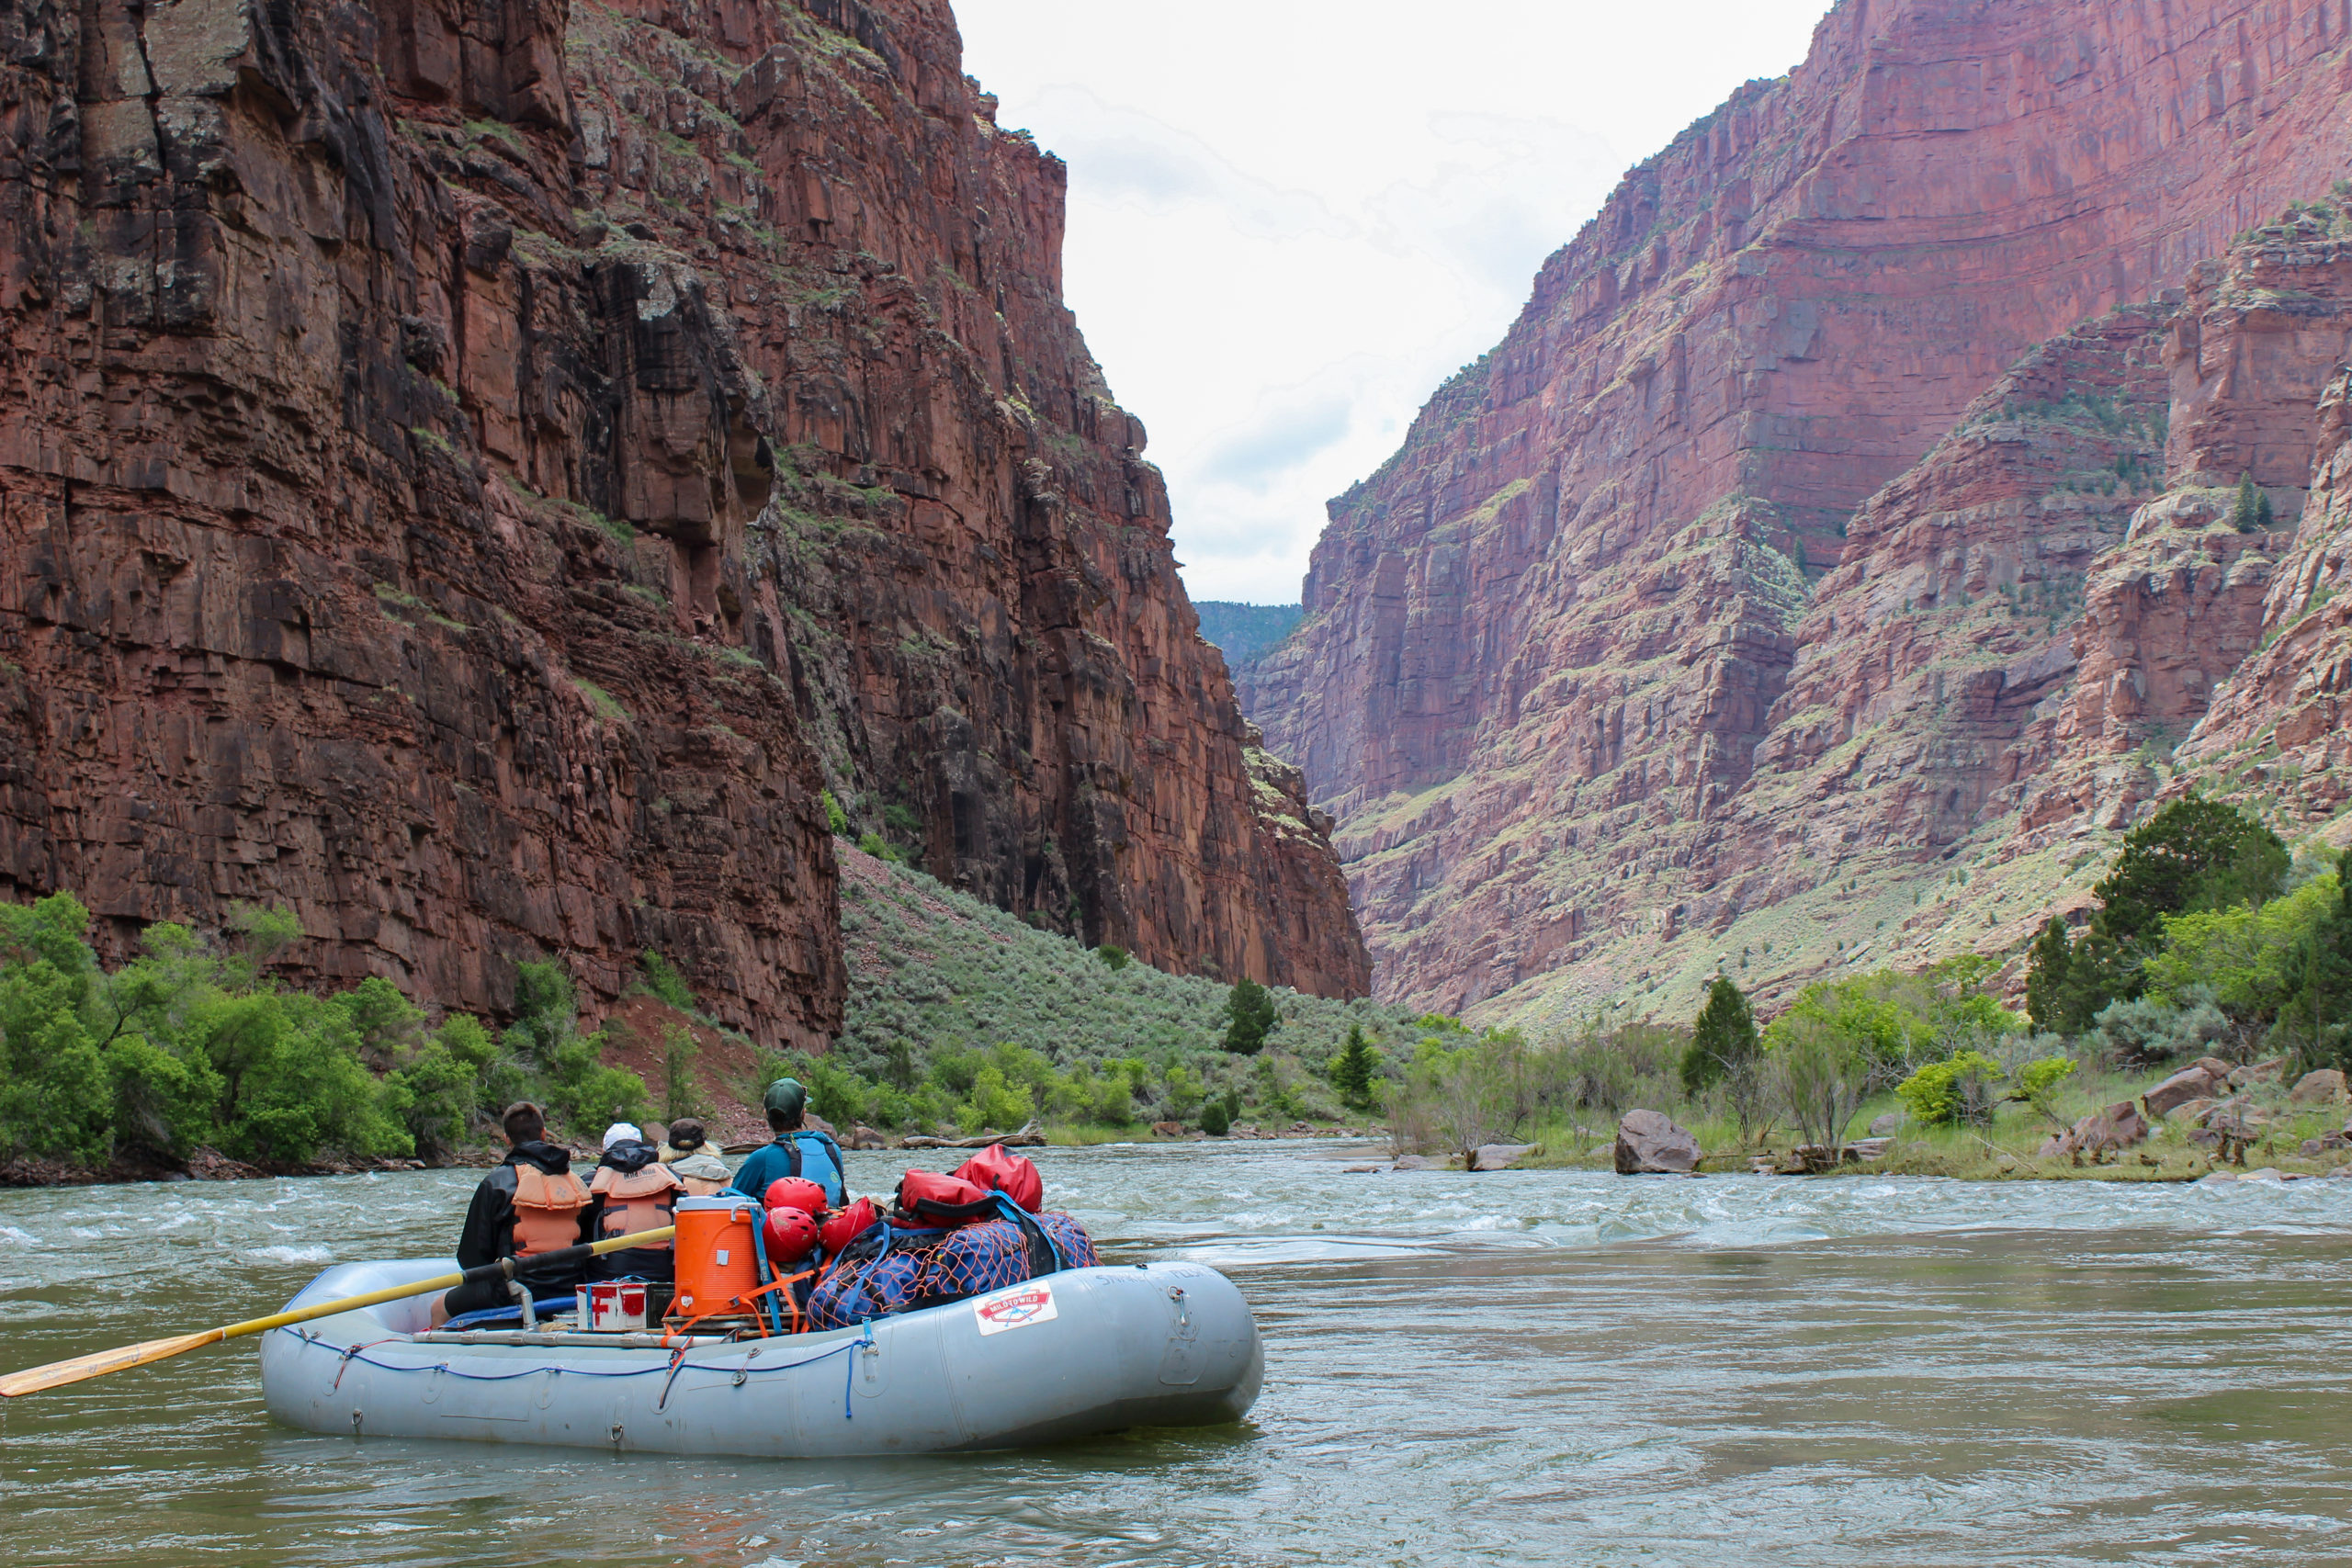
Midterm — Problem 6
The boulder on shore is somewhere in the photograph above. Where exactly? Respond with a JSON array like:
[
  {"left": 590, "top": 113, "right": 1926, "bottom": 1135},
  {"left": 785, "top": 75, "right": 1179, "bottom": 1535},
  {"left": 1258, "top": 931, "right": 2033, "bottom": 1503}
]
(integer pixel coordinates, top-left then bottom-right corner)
[
  {"left": 1868, "top": 1111, "right": 1905, "bottom": 1137},
  {"left": 2040, "top": 1100, "right": 2152, "bottom": 1159},
  {"left": 1471, "top": 1142, "right": 1536, "bottom": 1171},
  {"left": 2290, "top": 1068, "right": 2346, "bottom": 1105},
  {"left": 2143, "top": 1066, "right": 2222, "bottom": 1117},
  {"left": 1614, "top": 1110, "right": 1701, "bottom": 1175}
]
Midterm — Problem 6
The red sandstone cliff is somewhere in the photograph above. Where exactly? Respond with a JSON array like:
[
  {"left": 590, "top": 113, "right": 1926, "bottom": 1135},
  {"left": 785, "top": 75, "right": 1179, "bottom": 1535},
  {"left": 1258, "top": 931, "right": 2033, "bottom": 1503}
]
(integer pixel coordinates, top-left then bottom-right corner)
[
  {"left": 1244, "top": 0, "right": 2352, "bottom": 1021},
  {"left": 0, "top": 0, "right": 1367, "bottom": 1040},
  {"left": 2175, "top": 365, "right": 2352, "bottom": 824}
]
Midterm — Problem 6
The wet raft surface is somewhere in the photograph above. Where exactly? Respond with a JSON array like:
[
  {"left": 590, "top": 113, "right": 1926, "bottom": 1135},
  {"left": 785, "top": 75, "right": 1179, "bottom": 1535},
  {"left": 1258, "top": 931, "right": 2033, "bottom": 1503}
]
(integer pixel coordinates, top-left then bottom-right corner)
[{"left": 4, "top": 1144, "right": 2350, "bottom": 1566}]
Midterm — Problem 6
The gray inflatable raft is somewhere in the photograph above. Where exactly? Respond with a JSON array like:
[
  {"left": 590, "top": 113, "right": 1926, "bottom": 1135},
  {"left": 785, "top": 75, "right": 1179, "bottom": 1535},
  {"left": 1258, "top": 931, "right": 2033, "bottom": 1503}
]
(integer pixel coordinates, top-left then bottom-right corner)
[{"left": 259, "top": 1258, "right": 1261, "bottom": 1455}]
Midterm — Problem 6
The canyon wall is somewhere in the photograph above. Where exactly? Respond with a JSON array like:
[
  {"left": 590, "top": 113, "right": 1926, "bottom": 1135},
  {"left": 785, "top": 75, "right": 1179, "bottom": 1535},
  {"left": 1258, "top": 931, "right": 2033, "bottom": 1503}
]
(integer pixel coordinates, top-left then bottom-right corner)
[
  {"left": 0, "top": 0, "right": 1366, "bottom": 1046},
  {"left": 1244, "top": 0, "right": 2352, "bottom": 1021}
]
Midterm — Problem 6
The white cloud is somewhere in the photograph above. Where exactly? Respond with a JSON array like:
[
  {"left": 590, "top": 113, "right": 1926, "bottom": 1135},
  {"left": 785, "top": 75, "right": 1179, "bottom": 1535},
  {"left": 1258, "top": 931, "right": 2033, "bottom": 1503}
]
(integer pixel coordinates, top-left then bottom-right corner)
[{"left": 956, "top": 0, "right": 1833, "bottom": 604}]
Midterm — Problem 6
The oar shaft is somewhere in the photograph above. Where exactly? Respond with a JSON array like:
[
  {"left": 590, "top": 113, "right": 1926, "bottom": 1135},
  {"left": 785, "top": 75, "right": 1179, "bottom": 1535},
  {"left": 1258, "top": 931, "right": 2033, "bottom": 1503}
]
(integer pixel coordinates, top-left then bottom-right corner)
[
  {"left": 216, "top": 1224, "right": 677, "bottom": 1340},
  {"left": 0, "top": 1224, "right": 679, "bottom": 1397}
]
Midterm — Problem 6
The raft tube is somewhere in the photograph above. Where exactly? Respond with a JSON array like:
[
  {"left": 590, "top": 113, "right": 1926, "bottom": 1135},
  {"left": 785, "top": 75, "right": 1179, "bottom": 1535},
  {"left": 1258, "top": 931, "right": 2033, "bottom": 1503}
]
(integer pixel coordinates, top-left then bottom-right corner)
[{"left": 258, "top": 1259, "right": 1261, "bottom": 1456}]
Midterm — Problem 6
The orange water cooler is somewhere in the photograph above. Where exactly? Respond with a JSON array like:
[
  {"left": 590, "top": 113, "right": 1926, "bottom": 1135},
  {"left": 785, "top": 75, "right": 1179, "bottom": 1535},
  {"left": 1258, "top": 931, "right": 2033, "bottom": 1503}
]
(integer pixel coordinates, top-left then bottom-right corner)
[{"left": 670, "top": 1195, "right": 762, "bottom": 1324}]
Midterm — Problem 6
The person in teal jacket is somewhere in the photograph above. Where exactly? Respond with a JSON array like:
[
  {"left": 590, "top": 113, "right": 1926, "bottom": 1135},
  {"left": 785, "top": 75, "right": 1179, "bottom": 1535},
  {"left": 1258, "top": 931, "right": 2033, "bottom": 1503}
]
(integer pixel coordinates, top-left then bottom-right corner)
[{"left": 730, "top": 1078, "right": 848, "bottom": 1206}]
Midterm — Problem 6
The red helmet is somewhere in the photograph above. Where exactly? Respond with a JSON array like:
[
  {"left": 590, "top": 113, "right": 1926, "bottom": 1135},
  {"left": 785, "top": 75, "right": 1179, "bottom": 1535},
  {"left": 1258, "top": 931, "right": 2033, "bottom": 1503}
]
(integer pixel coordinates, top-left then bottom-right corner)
[
  {"left": 762, "top": 1205, "right": 820, "bottom": 1263},
  {"left": 763, "top": 1178, "right": 828, "bottom": 1215},
  {"left": 954, "top": 1144, "right": 1042, "bottom": 1212},
  {"left": 819, "top": 1196, "right": 879, "bottom": 1255}
]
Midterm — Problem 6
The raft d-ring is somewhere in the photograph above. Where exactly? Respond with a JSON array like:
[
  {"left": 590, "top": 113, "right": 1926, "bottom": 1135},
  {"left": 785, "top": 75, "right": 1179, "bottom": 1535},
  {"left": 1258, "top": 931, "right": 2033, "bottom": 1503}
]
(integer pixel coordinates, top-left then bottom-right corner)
[{"left": 733, "top": 1366, "right": 750, "bottom": 1387}]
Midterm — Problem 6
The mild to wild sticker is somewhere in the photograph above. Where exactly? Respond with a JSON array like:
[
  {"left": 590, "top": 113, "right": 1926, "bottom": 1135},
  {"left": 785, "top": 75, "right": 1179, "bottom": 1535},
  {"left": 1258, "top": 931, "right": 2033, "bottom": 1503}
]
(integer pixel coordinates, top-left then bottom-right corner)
[{"left": 972, "top": 1280, "right": 1058, "bottom": 1336}]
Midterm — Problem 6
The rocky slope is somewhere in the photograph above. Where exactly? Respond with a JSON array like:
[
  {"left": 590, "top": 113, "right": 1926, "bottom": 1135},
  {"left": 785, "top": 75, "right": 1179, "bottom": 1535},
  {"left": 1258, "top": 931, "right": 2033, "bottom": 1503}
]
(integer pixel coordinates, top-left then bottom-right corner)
[
  {"left": 1243, "top": 0, "right": 2352, "bottom": 1021},
  {"left": 0, "top": 0, "right": 1366, "bottom": 1049}
]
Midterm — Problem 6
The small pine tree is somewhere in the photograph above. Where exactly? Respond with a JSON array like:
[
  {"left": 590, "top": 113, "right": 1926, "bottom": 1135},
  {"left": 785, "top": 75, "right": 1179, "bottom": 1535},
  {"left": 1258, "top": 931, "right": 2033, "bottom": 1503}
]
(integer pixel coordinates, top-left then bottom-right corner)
[
  {"left": 1330, "top": 1024, "right": 1377, "bottom": 1106},
  {"left": 2024, "top": 916, "right": 2074, "bottom": 1034},
  {"left": 1201, "top": 1095, "right": 1230, "bottom": 1136},
  {"left": 1222, "top": 976, "right": 1277, "bottom": 1055},
  {"left": 2257, "top": 487, "right": 2275, "bottom": 528},
  {"left": 2233, "top": 473, "right": 2261, "bottom": 532}
]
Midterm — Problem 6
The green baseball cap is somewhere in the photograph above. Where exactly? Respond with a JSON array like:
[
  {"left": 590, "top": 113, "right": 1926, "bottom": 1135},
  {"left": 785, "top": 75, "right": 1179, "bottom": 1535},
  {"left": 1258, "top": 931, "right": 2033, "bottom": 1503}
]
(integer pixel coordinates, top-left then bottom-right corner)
[{"left": 763, "top": 1077, "right": 807, "bottom": 1118}]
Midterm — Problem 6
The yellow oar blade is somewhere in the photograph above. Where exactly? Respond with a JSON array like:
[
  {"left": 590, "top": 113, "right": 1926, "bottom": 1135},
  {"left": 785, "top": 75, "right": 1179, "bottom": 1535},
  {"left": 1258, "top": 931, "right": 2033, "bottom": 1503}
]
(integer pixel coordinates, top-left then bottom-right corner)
[
  {"left": 0, "top": 1222, "right": 682, "bottom": 1399},
  {"left": 0, "top": 1327, "right": 226, "bottom": 1398}
]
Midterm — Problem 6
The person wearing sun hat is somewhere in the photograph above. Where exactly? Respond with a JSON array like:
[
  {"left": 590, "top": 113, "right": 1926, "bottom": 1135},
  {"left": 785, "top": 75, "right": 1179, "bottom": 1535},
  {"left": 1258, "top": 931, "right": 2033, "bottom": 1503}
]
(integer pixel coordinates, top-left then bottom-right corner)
[
  {"left": 581, "top": 1121, "right": 684, "bottom": 1283},
  {"left": 729, "top": 1078, "right": 849, "bottom": 1207},
  {"left": 658, "top": 1118, "right": 733, "bottom": 1194}
]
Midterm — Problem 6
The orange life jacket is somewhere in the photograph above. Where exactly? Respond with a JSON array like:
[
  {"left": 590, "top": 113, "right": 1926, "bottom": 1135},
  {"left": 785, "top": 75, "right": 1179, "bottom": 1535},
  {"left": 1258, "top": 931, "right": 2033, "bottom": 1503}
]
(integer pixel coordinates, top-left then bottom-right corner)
[
  {"left": 590, "top": 1163, "right": 684, "bottom": 1247},
  {"left": 510, "top": 1166, "right": 591, "bottom": 1258}
]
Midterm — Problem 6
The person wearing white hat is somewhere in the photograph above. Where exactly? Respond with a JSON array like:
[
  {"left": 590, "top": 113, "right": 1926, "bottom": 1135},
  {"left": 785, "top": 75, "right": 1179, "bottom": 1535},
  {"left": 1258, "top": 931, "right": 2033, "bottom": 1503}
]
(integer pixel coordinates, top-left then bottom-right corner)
[{"left": 582, "top": 1121, "right": 684, "bottom": 1285}]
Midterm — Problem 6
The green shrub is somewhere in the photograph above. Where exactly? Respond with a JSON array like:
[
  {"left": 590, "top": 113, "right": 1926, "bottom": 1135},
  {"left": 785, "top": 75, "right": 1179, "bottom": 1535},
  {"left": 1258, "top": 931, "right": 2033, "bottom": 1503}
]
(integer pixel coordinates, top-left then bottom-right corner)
[
  {"left": 962, "top": 1064, "right": 1034, "bottom": 1133},
  {"left": 821, "top": 788, "right": 849, "bottom": 837},
  {"left": 1095, "top": 944, "right": 1129, "bottom": 971},
  {"left": 545, "top": 1030, "right": 646, "bottom": 1131},
  {"left": 1894, "top": 1050, "right": 2006, "bottom": 1126},
  {"left": 2010, "top": 1055, "right": 2077, "bottom": 1127},
  {"left": 639, "top": 950, "right": 695, "bottom": 1012},
  {"left": 1200, "top": 1095, "right": 1230, "bottom": 1136},
  {"left": 661, "top": 1023, "right": 700, "bottom": 1119},
  {"left": 392, "top": 1015, "right": 496, "bottom": 1160},
  {"left": 1162, "top": 1063, "right": 1205, "bottom": 1122}
]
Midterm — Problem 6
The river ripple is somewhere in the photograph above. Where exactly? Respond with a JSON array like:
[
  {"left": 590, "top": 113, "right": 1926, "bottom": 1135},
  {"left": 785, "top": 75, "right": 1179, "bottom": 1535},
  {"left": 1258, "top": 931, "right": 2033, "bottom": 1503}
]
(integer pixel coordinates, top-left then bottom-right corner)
[{"left": 3, "top": 1142, "right": 2347, "bottom": 1566}]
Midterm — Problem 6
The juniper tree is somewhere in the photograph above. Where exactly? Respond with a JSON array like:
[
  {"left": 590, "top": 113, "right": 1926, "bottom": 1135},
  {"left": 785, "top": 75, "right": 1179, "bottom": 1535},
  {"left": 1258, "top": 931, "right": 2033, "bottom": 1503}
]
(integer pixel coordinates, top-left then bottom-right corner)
[{"left": 1222, "top": 976, "right": 1277, "bottom": 1055}]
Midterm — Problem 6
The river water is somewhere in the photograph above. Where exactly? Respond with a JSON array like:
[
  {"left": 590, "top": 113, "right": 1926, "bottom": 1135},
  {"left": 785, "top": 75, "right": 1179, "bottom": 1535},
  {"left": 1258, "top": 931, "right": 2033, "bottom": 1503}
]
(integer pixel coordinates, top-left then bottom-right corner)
[{"left": 3, "top": 1142, "right": 2348, "bottom": 1566}]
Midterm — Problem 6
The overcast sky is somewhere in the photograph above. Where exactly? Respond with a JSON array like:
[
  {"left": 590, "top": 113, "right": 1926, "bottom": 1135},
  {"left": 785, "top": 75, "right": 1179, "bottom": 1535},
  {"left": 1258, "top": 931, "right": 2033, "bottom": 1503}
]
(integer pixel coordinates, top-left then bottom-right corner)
[{"left": 954, "top": 0, "right": 1834, "bottom": 604}]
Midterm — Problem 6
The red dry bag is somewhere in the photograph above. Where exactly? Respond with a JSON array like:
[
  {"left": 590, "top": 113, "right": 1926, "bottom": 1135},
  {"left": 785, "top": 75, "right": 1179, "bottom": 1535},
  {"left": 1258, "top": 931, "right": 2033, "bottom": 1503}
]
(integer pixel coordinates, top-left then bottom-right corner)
[
  {"left": 954, "top": 1144, "right": 1042, "bottom": 1212},
  {"left": 895, "top": 1168, "right": 993, "bottom": 1226}
]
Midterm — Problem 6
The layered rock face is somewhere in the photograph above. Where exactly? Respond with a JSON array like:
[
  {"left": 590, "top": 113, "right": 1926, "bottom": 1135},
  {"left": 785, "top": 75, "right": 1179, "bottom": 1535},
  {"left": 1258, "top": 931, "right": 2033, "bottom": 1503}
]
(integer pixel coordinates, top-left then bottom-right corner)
[
  {"left": 1245, "top": 0, "right": 2352, "bottom": 1020},
  {"left": 2174, "top": 367, "right": 2352, "bottom": 824},
  {"left": 560, "top": 0, "right": 1363, "bottom": 996},
  {"left": 2052, "top": 220, "right": 2352, "bottom": 837},
  {"left": 0, "top": 0, "right": 1366, "bottom": 1043},
  {"left": 0, "top": 0, "right": 843, "bottom": 1045}
]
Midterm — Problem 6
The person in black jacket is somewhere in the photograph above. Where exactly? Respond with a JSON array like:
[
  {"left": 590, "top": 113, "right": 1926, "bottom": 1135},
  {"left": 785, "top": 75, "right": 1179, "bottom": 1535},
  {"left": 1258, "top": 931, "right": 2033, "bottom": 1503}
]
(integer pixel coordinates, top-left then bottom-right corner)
[{"left": 430, "top": 1102, "right": 594, "bottom": 1325}]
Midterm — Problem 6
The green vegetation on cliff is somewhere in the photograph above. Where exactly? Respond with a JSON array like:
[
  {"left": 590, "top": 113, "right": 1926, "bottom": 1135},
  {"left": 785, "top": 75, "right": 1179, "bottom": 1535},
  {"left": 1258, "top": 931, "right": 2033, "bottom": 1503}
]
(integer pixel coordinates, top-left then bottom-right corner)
[
  {"left": 818, "top": 852, "right": 1420, "bottom": 1134},
  {"left": 0, "top": 894, "right": 648, "bottom": 1173}
]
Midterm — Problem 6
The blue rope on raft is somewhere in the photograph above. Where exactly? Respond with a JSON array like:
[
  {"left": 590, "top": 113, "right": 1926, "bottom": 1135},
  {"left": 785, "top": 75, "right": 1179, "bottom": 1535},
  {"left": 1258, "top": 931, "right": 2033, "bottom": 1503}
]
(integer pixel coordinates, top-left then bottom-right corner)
[
  {"left": 842, "top": 1319, "right": 875, "bottom": 1421},
  {"left": 277, "top": 1325, "right": 865, "bottom": 1386}
]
